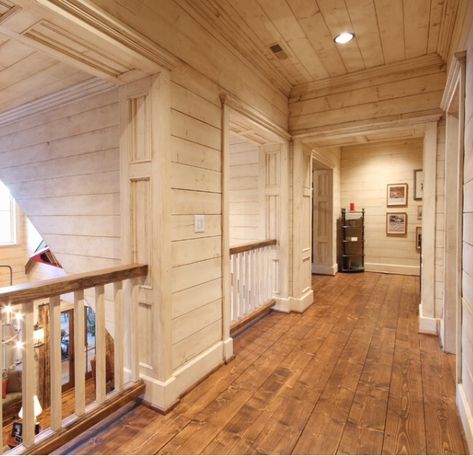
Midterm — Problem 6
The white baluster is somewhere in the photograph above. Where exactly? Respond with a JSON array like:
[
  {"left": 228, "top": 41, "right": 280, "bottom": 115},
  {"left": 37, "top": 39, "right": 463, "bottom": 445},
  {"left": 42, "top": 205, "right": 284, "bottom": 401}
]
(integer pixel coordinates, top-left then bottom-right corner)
[
  {"left": 21, "top": 300, "right": 35, "bottom": 447},
  {"left": 252, "top": 250, "right": 257, "bottom": 311},
  {"left": 238, "top": 252, "right": 245, "bottom": 320},
  {"left": 74, "top": 290, "right": 86, "bottom": 416},
  {"left": 255, "top": 249, "right": 261, "bottom": 311},
  {"left": 49, "top": 296, "right": 62, "bottom": 431},
  {"left": 247, "top": 252, "right": 250, "bottom": 314},
  {"left": 130, "top": 278, "right": 140, "bottom": 382},
  {"left": 95, "top": 286, "right": 106, "bottom": 404},
  {"left": 266, "top": 247, "right": 271, "bottom": 302},
  {"left": 230, "top": 256, "right": 234, "bottom": 322},
  {"left": 114, "top": 282, "right": 124, "bottom": 392},
  {"left": 233, "top": 254, "right": 239, "bottom": 322}
]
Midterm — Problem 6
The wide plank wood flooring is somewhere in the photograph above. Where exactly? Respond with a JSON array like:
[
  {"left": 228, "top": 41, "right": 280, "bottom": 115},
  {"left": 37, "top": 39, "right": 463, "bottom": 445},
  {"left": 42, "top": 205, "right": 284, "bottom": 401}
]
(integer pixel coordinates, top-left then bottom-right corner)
[{"left": 63, "top": 273, "right": 467, "bottom": 454}]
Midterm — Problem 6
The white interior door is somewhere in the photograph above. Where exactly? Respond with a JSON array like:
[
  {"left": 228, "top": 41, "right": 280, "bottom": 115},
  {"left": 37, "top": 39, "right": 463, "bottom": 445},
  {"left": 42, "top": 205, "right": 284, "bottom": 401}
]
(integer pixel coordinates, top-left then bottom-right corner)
[{"left": 312, "top": 169, "right": 333, "bottom": 275}]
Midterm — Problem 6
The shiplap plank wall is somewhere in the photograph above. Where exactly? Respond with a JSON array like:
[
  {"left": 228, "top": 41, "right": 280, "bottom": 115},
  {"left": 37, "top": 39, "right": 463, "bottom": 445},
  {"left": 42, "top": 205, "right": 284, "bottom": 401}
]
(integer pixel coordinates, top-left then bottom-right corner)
[
  {"left": 92, "top": 0, "right": 288, "bottom": 130},
  {"left": 340, "top": 140, "right": 423, "bottom": 274},
  {"left": 289, "top": 65, "right": 446, "bottom": 134},
  {"left": 170, "top": 69, "right": 223, "bottom": 370},
  {"left": 229, "top": 136, "right": 264, "bottom": 246},
  {"left": 462, "top": 27, "right": 473, "bottom": 425},
  {"left": 0, "top": 89, "right": 121, "bottom": 276}
]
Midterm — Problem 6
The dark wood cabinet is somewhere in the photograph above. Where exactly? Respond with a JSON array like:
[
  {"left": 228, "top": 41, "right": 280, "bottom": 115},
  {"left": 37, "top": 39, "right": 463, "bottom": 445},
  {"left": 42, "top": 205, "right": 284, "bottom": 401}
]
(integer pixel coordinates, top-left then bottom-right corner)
[{"left": 340, "top": 208, "right": 365, "bottom": 273}]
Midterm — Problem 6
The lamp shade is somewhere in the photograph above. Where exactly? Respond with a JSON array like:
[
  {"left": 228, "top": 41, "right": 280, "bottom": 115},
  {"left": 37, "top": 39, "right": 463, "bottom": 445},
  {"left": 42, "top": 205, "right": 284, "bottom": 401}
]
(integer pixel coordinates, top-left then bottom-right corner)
[{"left": 18, "top": 395, "right": 43, "bottom": 419}]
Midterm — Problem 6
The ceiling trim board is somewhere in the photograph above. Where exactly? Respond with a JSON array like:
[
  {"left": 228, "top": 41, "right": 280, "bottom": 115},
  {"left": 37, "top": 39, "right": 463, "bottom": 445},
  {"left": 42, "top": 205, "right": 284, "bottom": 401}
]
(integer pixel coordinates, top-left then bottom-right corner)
[
  {"left": 441, "top": 50, "right": 466, "bottom": 110},
  {"left": 33, "top": 0, "right": 177, "bottom": 71},
  {"left": 293, "top": 111, "right": 443, "bottom": 140},
  {"left": 0, "top": 77, "right": 114, "bottom": 126},
  {"left": 221, "top": 93, "right": 291, "bottom": 142}
]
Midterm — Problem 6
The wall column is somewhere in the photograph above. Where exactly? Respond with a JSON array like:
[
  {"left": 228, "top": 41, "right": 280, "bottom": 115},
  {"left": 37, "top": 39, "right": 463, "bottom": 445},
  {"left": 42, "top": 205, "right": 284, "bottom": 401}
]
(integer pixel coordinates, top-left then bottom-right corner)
[
  {"left": 120, "top": 72, "right": 175, "bottom": 410},
  {"left": 289, "top": 140, "right": 314, "bottom": 312}
]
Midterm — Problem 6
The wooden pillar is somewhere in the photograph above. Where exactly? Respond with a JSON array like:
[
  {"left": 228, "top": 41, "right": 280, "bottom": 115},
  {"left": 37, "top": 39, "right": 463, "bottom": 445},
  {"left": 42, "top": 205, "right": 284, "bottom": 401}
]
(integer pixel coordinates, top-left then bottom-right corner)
[
  {"left": 290, "top": 140, "right": 314, "bottom": 312},
  {"left": 119, "top": 72, "right": 173, "bottom": 409}
]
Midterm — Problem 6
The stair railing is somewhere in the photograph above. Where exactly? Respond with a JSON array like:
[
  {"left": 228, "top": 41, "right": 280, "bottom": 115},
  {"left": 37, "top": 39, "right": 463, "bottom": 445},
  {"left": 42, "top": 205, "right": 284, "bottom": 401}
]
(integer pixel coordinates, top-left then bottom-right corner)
[
  {"left": 0, "top": 263, "right": 147, "bottom": 453},
  {"left": 229, "top": 240, "right": 277, "bottom": 331}
]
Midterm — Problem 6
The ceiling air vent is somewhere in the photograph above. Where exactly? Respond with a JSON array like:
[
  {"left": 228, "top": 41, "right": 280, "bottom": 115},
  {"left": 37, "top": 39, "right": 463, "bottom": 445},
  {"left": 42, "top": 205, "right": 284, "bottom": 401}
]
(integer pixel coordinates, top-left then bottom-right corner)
[{"left": 270, "top": 43, "right": 288, "bottom": 60}]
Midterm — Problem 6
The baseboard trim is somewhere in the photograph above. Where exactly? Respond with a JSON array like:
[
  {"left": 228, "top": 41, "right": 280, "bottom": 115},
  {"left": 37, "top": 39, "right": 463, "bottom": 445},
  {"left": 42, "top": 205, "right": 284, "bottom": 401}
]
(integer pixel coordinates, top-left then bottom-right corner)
[
  {"left": 312, "top": 263, "right": 337, "bottom": 276},
  {"left": 291, "top": 288, "right": 314, "bottom": 313},
  {"left": 457, "top": 383, "right": 473, "bottom": 453},
  {"left": 272, "top": 296, "right": 291, "bottom": 313},
  {"left": 365, "top": 262, "right": 420, "bottom": 276},
  {"left": 222, "top": 337, "right": 233, "bottom": 362},
  {"left": 439, "top": 317, "right": 445, "bottom": 350},
  {"left": 141, "top": 340, "right": 225, "bottom": 412},
  {"left": 418, "top": 302, "right": 439, "bottom": 335}
]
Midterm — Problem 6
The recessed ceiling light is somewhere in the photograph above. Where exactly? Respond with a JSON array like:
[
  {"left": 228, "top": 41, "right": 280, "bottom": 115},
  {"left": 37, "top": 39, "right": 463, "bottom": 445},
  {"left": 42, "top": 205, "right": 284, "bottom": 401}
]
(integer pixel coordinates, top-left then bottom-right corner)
[{"left": 334, "top": 32, "right": 355, "bottom": 44}]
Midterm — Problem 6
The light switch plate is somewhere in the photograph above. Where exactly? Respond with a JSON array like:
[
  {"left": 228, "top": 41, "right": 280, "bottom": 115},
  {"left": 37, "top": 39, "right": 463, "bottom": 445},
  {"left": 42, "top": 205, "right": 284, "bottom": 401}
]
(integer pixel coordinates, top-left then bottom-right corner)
[{"left": 194, "top": 214, "right": 205, "bottom": 233}]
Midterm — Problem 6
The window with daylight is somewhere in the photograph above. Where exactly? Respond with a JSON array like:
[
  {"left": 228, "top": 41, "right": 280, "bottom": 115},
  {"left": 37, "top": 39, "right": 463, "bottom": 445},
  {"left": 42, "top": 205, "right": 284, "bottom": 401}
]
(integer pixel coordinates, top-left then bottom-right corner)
[{"left": 0, "top": 181, "right": 16, "bottom": 245}]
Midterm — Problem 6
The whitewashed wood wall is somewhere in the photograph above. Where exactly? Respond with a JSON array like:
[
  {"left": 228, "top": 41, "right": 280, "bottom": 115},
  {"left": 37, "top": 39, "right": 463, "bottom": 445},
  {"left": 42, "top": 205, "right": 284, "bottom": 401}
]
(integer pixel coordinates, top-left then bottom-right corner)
[
  {"left": 92, "top": 0, "right": 288, "bottom": 131},
  {"left": 0, "top": 89, "right": 121, "bottom": 275},
  {"left": 229, "top": 136, "right": 264, "bottom": 246},
  {"left": 340, "top": 140, "right": 423, "bottom": 275},
  {"left": 169, "top": 67, "right": 224, "bottom": 371},
  {"left": 460, "top": 25, "right": 473, "bottom": 447},
  {"left": 290, "top": 57, "right": 446, "bottom": 135},
  {"left": 436, "top": 122, "right": 446, "bottom": 319}
]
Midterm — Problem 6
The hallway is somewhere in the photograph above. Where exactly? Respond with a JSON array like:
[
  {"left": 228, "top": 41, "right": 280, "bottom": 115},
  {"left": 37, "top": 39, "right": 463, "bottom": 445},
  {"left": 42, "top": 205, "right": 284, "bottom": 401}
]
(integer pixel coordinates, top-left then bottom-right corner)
[{"left": 64, "top": 273, "right": 466, "bottom": 455}]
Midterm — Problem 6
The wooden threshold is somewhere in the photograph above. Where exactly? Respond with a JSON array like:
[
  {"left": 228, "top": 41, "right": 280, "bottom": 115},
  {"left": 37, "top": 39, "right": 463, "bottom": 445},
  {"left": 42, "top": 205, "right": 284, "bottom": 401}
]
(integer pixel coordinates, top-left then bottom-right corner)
[
  {"left": 9, "top": 381, "right": 145, "bottom": 455},
  {"left": 230, "top": 299, "right": 276, "bottom": 336}
]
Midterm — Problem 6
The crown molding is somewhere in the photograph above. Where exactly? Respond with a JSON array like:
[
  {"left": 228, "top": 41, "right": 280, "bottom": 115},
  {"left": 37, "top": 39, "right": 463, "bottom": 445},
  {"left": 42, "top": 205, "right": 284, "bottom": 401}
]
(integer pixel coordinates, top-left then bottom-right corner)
[
  {"left": 0, "top": 0, "right": 21, "bottom": 25},
  {"left": 290, "top": 54, "right": 446, "bottom": 99},
  {"left": 0, "top": 77, "right": 114, "bottom": 126},
  {"left": 441, "top": 51, "right": 466, "bottom": 111},
  {"left": 220, "top": 93, "right": 291, "bottom": 142},
  {"left": 293, "top": 112, "right": 443, "bottom": 141},
  {"left": 34, "top": 0, "right": 177, "bottom": 71}
]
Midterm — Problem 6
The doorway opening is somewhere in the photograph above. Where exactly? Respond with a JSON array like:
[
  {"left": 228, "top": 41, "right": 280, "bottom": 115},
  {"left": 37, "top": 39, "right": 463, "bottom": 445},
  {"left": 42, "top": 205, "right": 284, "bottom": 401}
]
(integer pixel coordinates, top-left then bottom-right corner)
[{"left": 223, "top": 104, "right": 289, "bottom": 337}]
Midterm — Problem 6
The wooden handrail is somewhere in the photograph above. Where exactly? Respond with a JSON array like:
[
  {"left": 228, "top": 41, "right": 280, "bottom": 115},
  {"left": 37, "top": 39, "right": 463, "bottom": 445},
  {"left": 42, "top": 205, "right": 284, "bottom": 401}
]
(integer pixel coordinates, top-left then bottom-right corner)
[
  {"left": 0, "top": 263, "right": 148, "bottom": 303},
  {"left": 229, "top": 239, "right": 277, "bottom": 255}
]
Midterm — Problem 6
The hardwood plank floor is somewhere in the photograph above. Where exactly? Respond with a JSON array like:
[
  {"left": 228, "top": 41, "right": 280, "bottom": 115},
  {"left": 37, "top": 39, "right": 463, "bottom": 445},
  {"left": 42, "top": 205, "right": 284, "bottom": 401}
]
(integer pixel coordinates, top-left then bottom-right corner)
[{"left": 64, "top": 273, "right": 467, "bottom": 455}]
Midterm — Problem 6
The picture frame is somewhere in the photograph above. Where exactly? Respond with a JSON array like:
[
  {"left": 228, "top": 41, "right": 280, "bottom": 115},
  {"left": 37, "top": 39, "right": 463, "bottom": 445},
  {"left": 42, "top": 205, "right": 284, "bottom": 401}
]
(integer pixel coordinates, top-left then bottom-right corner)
[
  {"left": 414, "top": 169, "right": 423, "bottom": 200},
  {"left": 416, "top": 226, "right": 422, "bottom": 252},
  {"left": 387, "top": 183, "right": 408, "bottom": 207},
  {"left": 386, "top": 212, "right": 408, "bottom": 236},
  {"left": 417, "top": 205, "right": 423, "bottom": 220},
  {"left": 11, "top": 421, "right": 22, "bottom": 443}
]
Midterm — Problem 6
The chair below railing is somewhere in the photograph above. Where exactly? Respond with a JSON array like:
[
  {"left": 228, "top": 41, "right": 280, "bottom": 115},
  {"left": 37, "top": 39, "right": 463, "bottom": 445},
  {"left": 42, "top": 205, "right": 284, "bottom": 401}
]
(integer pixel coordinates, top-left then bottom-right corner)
[
  {"left": 230, "top": 240, "right": 277, "bottom": 333},
  {"left": 0, "top": 263, "right": 147, "bottom": 454}
]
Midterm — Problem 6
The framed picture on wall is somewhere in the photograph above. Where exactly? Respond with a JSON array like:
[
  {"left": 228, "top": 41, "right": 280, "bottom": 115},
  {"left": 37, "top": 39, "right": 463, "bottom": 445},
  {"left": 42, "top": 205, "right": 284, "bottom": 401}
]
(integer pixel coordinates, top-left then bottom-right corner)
[
  {"left": 417, "top": 205, "right": 423, "bottom": 220},
  {"left": 416, "top": 226, "right": 422, "bottom": 252},
  {"left": 414, "top": 169, "right": 423, "bottom": 200},
  {"left": 387, "top": 183, "right": 408, "bottom": 207},
  {"left": 386, "top": 212, "right": 408, "bottom": 236}
]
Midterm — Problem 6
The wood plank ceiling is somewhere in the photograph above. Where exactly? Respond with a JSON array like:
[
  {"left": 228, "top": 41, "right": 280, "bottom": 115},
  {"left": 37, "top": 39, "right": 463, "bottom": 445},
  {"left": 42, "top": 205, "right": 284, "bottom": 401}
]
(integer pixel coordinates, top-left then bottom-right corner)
[
  {"left": 178, "top": 0, "right": 459, "bottom": 88},
  {"left": 0, "top": 31, "right": 90, "bottom": 114}
]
